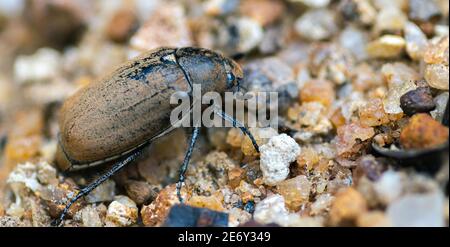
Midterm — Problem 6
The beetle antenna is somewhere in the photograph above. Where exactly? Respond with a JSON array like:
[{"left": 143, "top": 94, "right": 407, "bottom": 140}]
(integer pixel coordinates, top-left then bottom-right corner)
[
  {"left": 177, "top": 127, "right": 201, "bottom": 203},
  {"left": 214, "top": 107, "right": 259, "bottom": 153},
  {"left": 52, "top": 146, "right": 146, "bottom": 227}
]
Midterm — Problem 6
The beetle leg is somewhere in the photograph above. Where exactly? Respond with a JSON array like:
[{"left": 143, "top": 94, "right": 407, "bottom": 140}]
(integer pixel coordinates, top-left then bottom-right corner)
[
  {"left": 176, "top": 126, "right": 200, "bottom": 203},
  {"left": 214, "top": 108, "right": 260, "bottom": 153},
  {"left": 52, "top": 146, "right": 146, "bottom": 227}
]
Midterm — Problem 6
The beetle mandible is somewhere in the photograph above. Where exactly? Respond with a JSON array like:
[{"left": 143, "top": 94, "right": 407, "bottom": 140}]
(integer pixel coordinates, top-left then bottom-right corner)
[{"left": 53, "top": 47, "right": 259, "bottom": 226}]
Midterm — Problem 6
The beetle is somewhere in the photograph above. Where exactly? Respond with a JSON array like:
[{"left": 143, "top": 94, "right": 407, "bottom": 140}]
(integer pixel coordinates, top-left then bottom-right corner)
[{"left": 53, "top": 47, "right": 259, "bottom": 226}]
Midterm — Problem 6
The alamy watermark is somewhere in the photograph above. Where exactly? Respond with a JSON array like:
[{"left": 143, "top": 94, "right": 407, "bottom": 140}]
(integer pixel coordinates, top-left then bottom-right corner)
[{"left": 169, "top": 84, "right": 279, "bottom": 136}]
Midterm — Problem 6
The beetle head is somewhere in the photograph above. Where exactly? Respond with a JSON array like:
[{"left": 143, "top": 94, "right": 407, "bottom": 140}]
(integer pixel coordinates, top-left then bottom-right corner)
[{"left": 224, "top": 58, "right": 244, "bottom": 93}]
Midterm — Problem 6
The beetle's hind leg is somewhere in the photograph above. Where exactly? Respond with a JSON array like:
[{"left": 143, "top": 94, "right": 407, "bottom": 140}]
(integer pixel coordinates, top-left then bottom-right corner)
[
  {"left": 214, "top": 108, "right": 260, "bottom": 153},
  {"left": 176, "top": 126, "right": 200, "bottom": 203},
  {"left": 52, "top": 147, "right": 145, "bottom": 227}
]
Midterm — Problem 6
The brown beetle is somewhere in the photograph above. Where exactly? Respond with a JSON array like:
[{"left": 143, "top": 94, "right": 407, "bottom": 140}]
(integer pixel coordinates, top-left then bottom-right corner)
[{"left": 54, "top": 47, "right": 259, "bottom": 225}]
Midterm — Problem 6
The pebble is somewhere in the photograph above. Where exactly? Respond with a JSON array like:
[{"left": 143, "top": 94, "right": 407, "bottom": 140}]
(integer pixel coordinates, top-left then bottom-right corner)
[
  {"left": 85, "top": 179, "right": 115, "bottom": 203},
  {"left": 359, "top": 98, "right": 390, "bottom": 127},
  {"left": 129, "top": 2, "right": 192, "bottom": 54},
  {"left": 430, "top": 92, "right": 449, "bottom": 123},
  {"left": 404, "top": 21, "right": 428, "bottom": 61},
  {"left": 400, "top": 87, "right": 436, "bottom": 116},
  {"left": 310, "top": 194, "right": 334, "bottom": 216},
  {"left": 219, "top": 17, "right": 264, "bottom": 54},
  {"left": 276, "top": 175, "right": 311, "bottom": 211},
  {"left": 259, "top": 134, "right": 301, "bottom": 186},
  {"left": 354, "top": 155, "right": 386, "bottom": 182},
  {"left": 408, "top": 0, "right": 442, "bottom": 22},
  {"left": 424, "top": 63, "right": 449, "bottom": 90},
  {"left": 339, "top": 26, "right": 369, "bottom": 61},
  {"left": 254, "top": 194, "right": 323, "bottom": 226},
  {"left": 328, "top": 187, "right": 367, "bottom": 226},
  {"left": 374, "top": 7, "right": 407, "bottom": 34},
  {"left": 228, "top": 208, "right": 252, "bottom": 227},
  {"left": 356, "top": 211, "right": 391, "bottom": 227},
  {"left": 381, "top": 62, "right": 420, "bottom": 114},
  {"left": 290, "top": 0, "right": 330, "bottom": 8},
  {"left": 105, "top": 196, "right": 138, "bottom": 227},
  {"left": 387, "top": 192, "right": 445, "bottom": 226},
  {"left": 373, "top": 170, "right": 405, "bottom": 205},
  {"left": 241, "top": 128, "right": 278, "bottom": 157},
  {"left": 106, "top": 8, "right": 138, "bottom": 43},
  {"left": 338, "top": 0, "right": 377, "bottom": 25},
  {"left": 366, "top": 35, "right": 406, "bottom": 59},
  {"left": 74, "top": 205, "right": 103, "bottom": 227},
  {"left": 203, "top": 0, "right": 239, "bottom": 16},
  {"left": 294, "top": 9, "right": 337, "bottom": 41},
  {"left": 300, "top": 79, "right": 335, "bottom": 108},
  {"left": 399, "top": 113, "right": 449, "bottom": 149},
  {"left": 13, "top": 48, "right": 61, "bottom": 84},
  {"left": 334, "top": 123, "right": 375, "bottom": 156},
  {"left": 239, "top": 0, "right": 285, "bottom": 27},
  {"left": 140, "top": 184, "right": 189, "bottom": 226},
  {"left": 124, "top": 180, "right": 157, "bottom": 205}
]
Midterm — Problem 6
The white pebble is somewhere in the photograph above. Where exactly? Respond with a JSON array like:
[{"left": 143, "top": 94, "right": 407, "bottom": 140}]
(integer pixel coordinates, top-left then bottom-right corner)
[
  {"left": 260, "top": 134, "right": 301, "bottom": 185},
  {"left": 13, "top": 48, "right": 61, "bottom": 84},
  {"left": 105, "top": 196, "right": 138, "bottom": 227}
]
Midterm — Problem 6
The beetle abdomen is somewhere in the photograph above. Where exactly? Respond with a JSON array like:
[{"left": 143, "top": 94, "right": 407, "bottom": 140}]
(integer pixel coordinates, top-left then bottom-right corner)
[{"left": 57, "top": 48, "right": 190, "bottom": 170}]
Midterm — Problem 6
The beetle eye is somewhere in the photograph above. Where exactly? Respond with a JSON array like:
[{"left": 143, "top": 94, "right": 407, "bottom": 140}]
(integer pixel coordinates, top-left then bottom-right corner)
[{"left": 226, "top": 73, "right": 235, "bottom": 89}]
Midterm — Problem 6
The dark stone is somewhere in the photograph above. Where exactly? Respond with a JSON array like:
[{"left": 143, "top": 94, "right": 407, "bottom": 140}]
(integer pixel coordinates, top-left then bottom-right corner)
[
  {"left": 400, "top": 87, "right": 436, "bottom": 116},
  {"left": 163, "top": 204, "right": 228, "bottom": 227}
]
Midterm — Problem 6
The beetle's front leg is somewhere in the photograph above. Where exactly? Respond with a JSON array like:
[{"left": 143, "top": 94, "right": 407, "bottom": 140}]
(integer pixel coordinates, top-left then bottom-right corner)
[{"left": 176, "top": 126, "right": 201, "bottom": 203}]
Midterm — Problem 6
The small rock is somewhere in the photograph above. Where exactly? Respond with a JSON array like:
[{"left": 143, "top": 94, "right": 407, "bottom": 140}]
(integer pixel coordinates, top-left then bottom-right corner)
[
  {"left": 399, "top": 113, "right": 449, "bottom": 149},
  {"left": 366, "top": 35, "right": 406, "bottom": 59},
  {"left": 310, "top": 194, "right": 334, "bottom": 216},
  {"left": 253, "top": 194, "right": 322, "bottom": 226},
  {"left": 356, "top": 211, "right": 391, "bottom": 227},
  {"left": 339, "top": 26, "right": 369, "bottom": 61},
  {"left": 400, "top": 87, "right": 436, "bottom": 116},
  {"left": 0, "top": 216, "right": 26, "bottom": 227},
  {"left": 75, "top": 205, "right": 103, "bottom": 227},
  {"left": 300, "top": 79, "right": 335, "bottom": 108},
  {"left": 129, "top": 2, "right": 192, "bottom": 54},
  {"left": 228, "top": 208, "right": 252, "bottom": 227},
  {"left": 424, "top": 63, "right": 449, "bottom": 90},
  {"left": 329, "top": 187, "right": 367, "bottom": 226},
  {"left": 14, "top": 48, "right": 61, "bottom": 84},
  {"left": 333, "top": 123, "right": 375, "bottom": 156},
  {"left": 228, "top": 167, "right": 245, "bottom": 188},
  {"left": 239, "top": 0, "right": 285, "bottom": 27},
  {"left": 294, "top": 9, "right": 337, "bottom": 41},
  {"left": 337, "top": 0, "right": 377, "bottom": 25},
  {"left": 219, "top": 17, "right": 264, "bottom": 54},
  {"left": 259, "top": 134, "right": 301, "bottom": 185},
  {"left": 203, "top": 0, "right": 239, "bottom": 16},
  {"left": 241, "top": 128, "right": 278, "bottom": 156},
  {"left": 85, "top": 179, "right": 115, "bottom": 203},
  {"left": 124, "top": 180, "right": 156, "bottom": 205},
  {"left": 430, "top": 92, "right": 449, "bottom": 122},
  {"left": 381, "top": 62, "right": 420, "bottom": 114},
  {"left": 374, "top": 170, "right": 405, "bottom": 204},
  {"left": 354, "top": 155, "right": 386, "bottom": 182},
  {"left": 374, "top": 7, "right": 407, "bottom": 34},
  {"left": 290, "top": 0, "right": 330, "bottom": 8},
  {"left": 105, "top": 196, "right": 138, "bottom": 227},
  {"left": 387, "top": 192, "right": 445, "bottom": 226},
  {"left": 187, "top": 193, "right": 226, "bottom": 212},
  {"left": 106, "top": 8, "right": 138, "bottom": 43},
  {"left": 276, "top": 175, "right": 311, "bottom": 211},
  {"left": 423, "top": 36, "right": 449, "bottom": 65},
  {"left": 404, "top": 21, "right": 428, "bottom": 61},
  {"left": 36, "top": 161, "right": 57, "bottom": 185},
  {"left": 359, "top": 98, "right": 390, "bottom": 127},
  {"left": 408, "top": 0, "right": 442, "bottom": 22},
  {"left": 140, "top": 184, "right": 189, "bottom": 226},
  {"left": 163, "top": 204, "right": 228, "bottom": 227}
]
